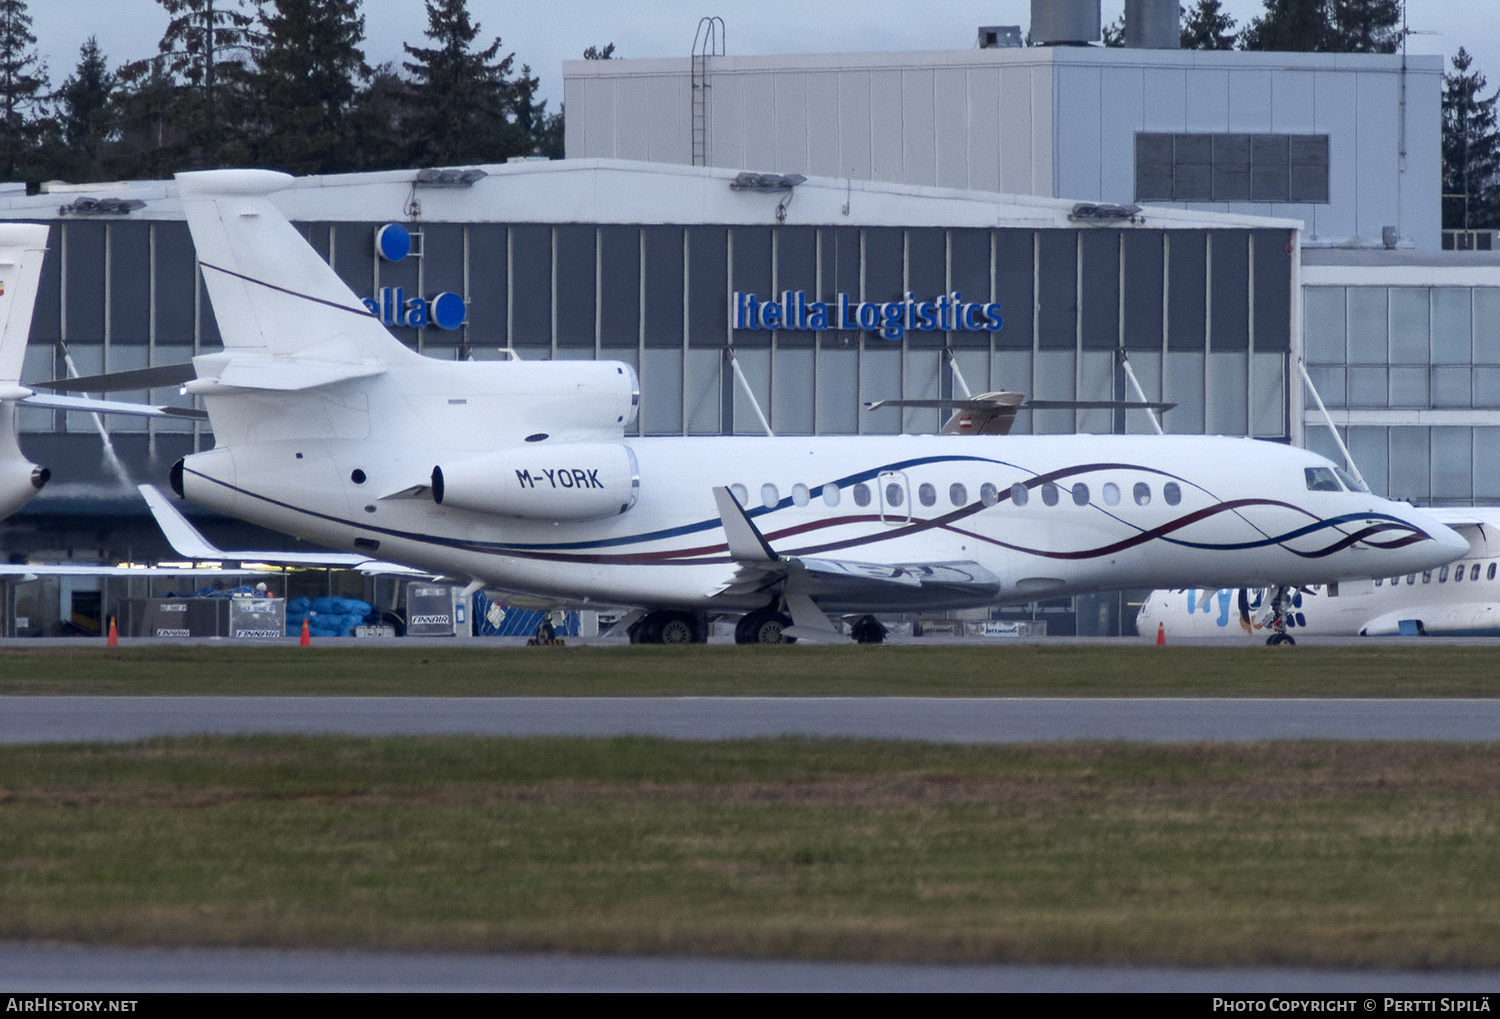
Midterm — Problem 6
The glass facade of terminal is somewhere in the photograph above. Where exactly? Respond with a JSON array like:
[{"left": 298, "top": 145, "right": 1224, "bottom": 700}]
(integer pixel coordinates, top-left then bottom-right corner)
[{"left": 1303, "top": 285, "right": 1500, "bottom": 505}]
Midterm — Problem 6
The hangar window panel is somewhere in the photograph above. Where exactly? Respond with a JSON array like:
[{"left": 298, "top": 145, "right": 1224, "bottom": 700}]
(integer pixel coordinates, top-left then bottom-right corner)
[
  {"left": 730, "top": 226, "right": 771, "bottom": 347},
  {"left": 821, "top": 227, "right": 861, "bottom": 343},
  {"left": 1207, "top": 351, "right": 1248, "bottom": 435},
  {"left": 1346, "top": 288, "right": 1388, "bottom": 364},
  {"left": 948, "top": 229, "right": 992, "bottom": 349},
  {"left": 1389, "top": 366, "right": 1428, "bottom": 408},
  {"left": 993, "top": 230, "right": 1034, "bottom": 350},
  {"left": 33, "top": 236, "right": 61, "bottom": 344},
  {"left": 1432, "top": 428, "right": 1474, "bottom": 501},
  {"left": 860, "top": 346, "right": 902, "bottom": 434},
  {"left": 684, "top": 348, "right": 722, "bottom": 434},
  {"left": 1389, "top": 287, "right": 1430, "bottom": 364},
  {"left": 1430, "top": 288, "right": 1472, "bottom": 365},
  {"left": 1251, "top": 231, "right": 1292, "bottom": 351},
  {"left": 641, "top": 347, "right": 683, "bottom": 435},
  {"left": 1032, "top": 349, "right": 1076, "bottom": 434},
  {"left": 1302, "top": 287, "right": 1347, "bottom": 364},
  {"left": 1122, "top": 231, "right": 1163, "bottom": 350},
  {"left": 905, "top": 229, "right": 947, "bottom": 350},
  {"left": 154, "top": 222, "right": 196, "bottom": 347},
  {"left": 816, "top": 344, "right": 859, "bottom": 434},
  {"left": 1250, "top": 352, "right": 1288, "bottom": 438},
  {"left": 1135, "top": 133, "right": 1328, "bottom": 204},
  {"left": 1172, "top": 134, "right": 1213, "bottom": 202},
  {"left": 1211, "top": 134, "right": 1250, "bottom": 202},
  {"left": 687, "top": 226, "right": 728, "bottom": 348},
  {"left": 1306, "top": 366, "right": 1346, "bottom": 408},
  {"left": 1388, "top": 426, "right": 1430, "bottom": 502},
  {"left": 1163, "top": 351, "right": 1204, "bottom": 433},
  {"left": 509, "top": 225, "right": 551, "bottom": 347},
  {"left": 731, "top": 347, "right": 771, "bottom": 435},
  {"left": 1249, "top": 135, "right": 1291, "bottom": 203},
  {"left": 1166, "top": 232, "right": 1206, "bottom": 351},
  {"left": 552, "top": 226, "right": 596, "bottom": 348},
  {"left": 1347, "top": 426, "right": 1389, "bottom": 497},
  {"left": 1079, "top": 231, "right": 1119, "bottom": 350},
  {"left": 107, "top": 223, "right": 150, "bottom": 344},
  {"left": 773, "top": 347, "right": 815, "bottom": 434},
  {"left": 774, "top": 227, "right": 818, "bottom": 348},
  {"left": 335, "top": 223, "right": 378, "bottom": 298},
  {"left": 65, "top": 221, "right": 105, "bottom": 342},
  {"left": 863, "top": 227, "right": 904, "bottom": 305},
  {"left": 643, "top": 227, "right": 685, "bottom": 349},
  {"left": 1475, "top": 367, "right": 1500, "bottom": 407},
  {"left": 598, "top": 226, "right": 639, "bottom": 348},
  {"left": 417, "top": 223, "right": 466, "bottom": 347},
  {"left": 1210, "top": 231, "right": 1249, "bottom": 351},
  {"left": 1036, "top": 231, "right": 1077, "bottom": 351},
  {"left": 1476, "top": 428, "right": 1500, "bottom": 500},
  {"left": 1475, "top": 290, "right": 1500, "bottom": 363},
  {"left": 1134, "top": 133, "right": 1175, "bottom": 201},
  {"left": 1431, "top": 366, "right": 1472, "bottom": 408},
  {"left": 465, "top": 225, "right": 507, "bottom": 349},
  {"left": 1347, "top": 366, "right": 1388, "bottom": 407},
  {"left": 1289, "top": 135, "right": 1331, "bottom": 203}
]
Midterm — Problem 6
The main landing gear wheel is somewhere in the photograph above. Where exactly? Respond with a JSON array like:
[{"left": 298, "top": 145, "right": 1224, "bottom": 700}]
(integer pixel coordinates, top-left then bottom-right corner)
[
  {"left": 629, "top": 609, "right": 705, "bottom": 644},
  {"left": 1264, "top": 585, "right": 1296, "bottom": 646},
  {"left": 735, "top": 607, "right": 795, "bottom": 645},
  {"left": 850, "top": 615, "right": 887, "bottom": 645}
]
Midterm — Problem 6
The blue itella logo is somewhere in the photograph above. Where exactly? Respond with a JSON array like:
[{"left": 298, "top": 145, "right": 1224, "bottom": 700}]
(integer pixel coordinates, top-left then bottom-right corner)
[
  {"left": 733, "top": 290, "right": 1001, "bottom": 341},
  {"left": 367, "top": 223, "right": 466, "bottom": 330}
]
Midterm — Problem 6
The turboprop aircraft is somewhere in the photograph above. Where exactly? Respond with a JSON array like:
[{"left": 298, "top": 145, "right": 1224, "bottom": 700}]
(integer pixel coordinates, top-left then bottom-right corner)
[
  {"left": 94, "top": 169, "right": 1468, "bottom": 645},
  {"left": 1138, "top": 508, "right": 1500, "bottom": 640}
]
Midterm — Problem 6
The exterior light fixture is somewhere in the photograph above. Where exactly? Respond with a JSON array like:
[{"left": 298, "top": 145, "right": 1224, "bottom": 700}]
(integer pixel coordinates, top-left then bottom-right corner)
[
  {"left": 729, "top": 172, "right": 806, "bottom": 192},
  {"left": 414, "top": 169, "right": 488, "bottom": 188},
  {"left": 1068, "top": 202, "right": 1143, "bottom": 224},
  {"left": 58, "top": 197, "right": 146, "bottom": 216}
]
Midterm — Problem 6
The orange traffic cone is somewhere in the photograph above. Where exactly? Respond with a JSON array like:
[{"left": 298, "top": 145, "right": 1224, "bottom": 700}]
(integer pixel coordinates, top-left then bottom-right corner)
[
  {"left": 107, "top": 617, "right": 117, "bottom": 647},
  {"left": 1156, "top": 622, "right": 1166, "bottom": 646},
  {"left": 299, "top": 618, "right": 311, "bottom": 646}
]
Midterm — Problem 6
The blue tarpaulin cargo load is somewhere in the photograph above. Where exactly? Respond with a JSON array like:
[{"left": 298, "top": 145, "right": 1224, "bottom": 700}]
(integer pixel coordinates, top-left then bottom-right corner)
[
  {"left": 286, "top": 596, "right": 379, "bottom": 637},
  {"left": 473, "top": 592, "right": 579, "bottom": 637}
]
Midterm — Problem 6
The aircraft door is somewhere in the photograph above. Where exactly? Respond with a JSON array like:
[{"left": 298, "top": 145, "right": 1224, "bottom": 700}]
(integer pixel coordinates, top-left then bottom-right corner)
[{"left": 878, "top": 471, "right": 910, "bottom": 526}]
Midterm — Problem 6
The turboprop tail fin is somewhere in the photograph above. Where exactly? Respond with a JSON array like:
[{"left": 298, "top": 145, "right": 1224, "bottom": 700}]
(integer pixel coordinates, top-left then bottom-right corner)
[
  {"left": 175, "top": 169, "right": 419, "bottom": 365},
  {"left": 0, "top": 224, "right": 50, "bottom": 387}
]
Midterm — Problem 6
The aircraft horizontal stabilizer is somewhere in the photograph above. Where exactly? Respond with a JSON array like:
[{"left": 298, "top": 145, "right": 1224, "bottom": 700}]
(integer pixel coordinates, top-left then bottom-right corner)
[
  {"left": 20, "top": 393, "right": 207, "bottom": 420},
  {"left": 34, "top": 363, "right": 199, "bottom": 393},
  {"left": 186, "top": 357, "right": 385, "bottom": 394}
]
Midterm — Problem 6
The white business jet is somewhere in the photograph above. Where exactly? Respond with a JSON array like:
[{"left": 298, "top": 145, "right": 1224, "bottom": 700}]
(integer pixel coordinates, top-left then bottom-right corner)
[
  {"left": 1138, "top": 508, "right": 1500, "bottom": 639},
  {"left": 137, "top": 169, "right": 1467, "bottom": 644}
]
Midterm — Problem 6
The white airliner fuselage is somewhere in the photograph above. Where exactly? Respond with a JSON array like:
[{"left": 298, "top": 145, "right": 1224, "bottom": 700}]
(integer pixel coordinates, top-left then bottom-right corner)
[{"left": 159, "top": 169, "right": 1467, "bottom": 639}]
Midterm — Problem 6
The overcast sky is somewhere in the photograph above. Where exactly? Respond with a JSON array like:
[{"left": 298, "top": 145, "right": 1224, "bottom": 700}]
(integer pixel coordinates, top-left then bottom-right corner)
[{"left": 27, "top": 1, "right": 1498, "bottom": 112}]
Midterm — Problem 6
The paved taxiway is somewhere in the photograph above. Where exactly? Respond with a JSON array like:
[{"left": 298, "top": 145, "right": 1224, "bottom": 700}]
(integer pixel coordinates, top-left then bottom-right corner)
[
  {"left": 3, "top": 696, "right": 1500, "bottom": 743},
  {"left": 2, "top": 945, "right": 1498, "bottom": 992}
]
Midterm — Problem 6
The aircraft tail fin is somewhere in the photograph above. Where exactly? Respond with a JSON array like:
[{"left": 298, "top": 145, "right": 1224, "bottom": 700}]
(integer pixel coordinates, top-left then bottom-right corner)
[
  {"left": 0, "top": 224, "right": 50, "bottom": 387},
  {"left": 175, "top": 170, "right": 418, "bottom": 364}
]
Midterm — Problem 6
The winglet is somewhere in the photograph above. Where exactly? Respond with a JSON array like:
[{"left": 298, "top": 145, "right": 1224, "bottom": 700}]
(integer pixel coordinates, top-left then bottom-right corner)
[
  {"left": 713, "top": 486, "right": 780, "bottom": 562},
  {"left": 137, "top": 483, "right": 226, "bottom": 559}
]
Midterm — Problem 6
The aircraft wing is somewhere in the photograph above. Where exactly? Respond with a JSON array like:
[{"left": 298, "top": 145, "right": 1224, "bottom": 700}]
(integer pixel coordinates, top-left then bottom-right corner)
[
  {"left": 708, "top": 486, "right": 1001, "bottom": 613},
  {"left": 1360, "top": 603, "right": 1500, "bottom": 637},
  {"left": 0, "top": 565, "right": 267, "bottom": 578}
]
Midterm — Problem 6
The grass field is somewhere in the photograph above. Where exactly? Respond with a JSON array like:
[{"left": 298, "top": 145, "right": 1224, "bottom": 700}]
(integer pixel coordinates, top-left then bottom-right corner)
[
  {"left": 0, "top": 642, "right": 1497, "bottom": 697},
  {"left": 1, "top": 735, "right": 1498, "bottom": 967}
]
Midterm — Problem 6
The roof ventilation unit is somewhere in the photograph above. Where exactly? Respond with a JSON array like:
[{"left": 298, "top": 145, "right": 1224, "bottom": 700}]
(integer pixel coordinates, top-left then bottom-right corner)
[
  {"left": 1125, "top": 0, "right": 1179, "bottom": 49},
  {"left": 978, "top": 25, "right": 1023, "bottom": 49},
  {"left": 1030, "top": 0, "right": 1100, "bottom": 46}
]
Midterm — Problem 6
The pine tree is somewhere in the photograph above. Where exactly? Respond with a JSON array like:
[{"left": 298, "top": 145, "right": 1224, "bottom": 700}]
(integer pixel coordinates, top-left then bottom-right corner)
[
  {"left": 55, "top": 37, "right": 117, "bottom": 181},
  {"left": 1442, "top": 48, "right": 1500, "bottom": 231},
  {"left": 0, "top": 0, "right": 47, "bottom": 181},
  {"left": 1240, "top": 0, "right": 1329, "bottom": 52},
  {"left": 1181, "top": 1, "right": 1238, "bottom": 50},
  {"left": 252, "top": 0, "right": 370, "bottom": 174},
  {"left": 582, "top": 43, "right": 616, "bottom": 61},
  {"left": 1100, "top": 15, "right": 1125, "bottom": 47},
  {"left": 133, "top": 0, "right": 256, "bottom": 167},
  {"left": 401, "top": 0, "right": 529, "bottom": 166},
  {"left": 1327, "top": 0, "right": 1401, "bottom": 54}
]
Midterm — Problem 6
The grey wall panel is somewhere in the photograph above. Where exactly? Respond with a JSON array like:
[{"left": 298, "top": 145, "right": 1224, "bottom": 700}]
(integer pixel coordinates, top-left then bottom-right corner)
[
  {"left": 869, "top": 71, "right": 903, "bottom": 186},
  {"left": 1302, "top": 286, "right": 1345, "bottom": 364},
  {"left": 332, "top": 222, "right": 376, "bottom": 299},
  {"left": 1388, "top": 426, "right": 1430, "bottom": 501},
  {"left": 805, "top": 72, "right": 841, "bottom": 178},
  {"left": 1079, "top": 230, "right": 1119, "bottom": 350},
  {"left": 1167, "top": 231, "right": 1206, "bottom": 351},
  {"left": 774, "top": 226, "right": 817, "bottom": 348},
  {"left": 934, "top": 67, "right": 968, "bottom": 190},
  {"left": 1431, "top": 288, "right": 1472, "bottom": 365},
  {"left": 153, "top": 222, "right": 196, "bottom": 348},
  {"left": 465, "top": 224, "right": 508, "bottom": 349},
  {"left": 1210, "top": 230, "right": 1249, "bottom": 351},
  {"left": 1476, "top": 289, "right": 1500, "bottom": 364},
  {"left": 837, "top": 73, "right": 872, "bottom": 180},
  {"left": 863, "top": 228, "right": 904, "bottom": 305},
  {"left": 555, "top": 225, "right": 596, "bottom": 347},
  {"left": 774, "top": 72, "right": 809, "bottom": 175},
  {"left": 949, "top": 228, "right": 993, "bottom": 349},
  {"left": 901, "top": 68, "right": 937, "bottom": 187},
  {"left": 906, "top": 228, "right": 944, "bottom": 299},
  {"left": 1477, "top": 427, "right": 1500, "bottom": 501},
  {"left": 1389, "top": 287, "right": 1430, "bottom": 364},
  {"left": 1346, "top": 287, "right": 1387, "bottom": 364},
  {"left": 730, "top": 226, "right": 771, "bottom": 348},
  {"left": 966, "top": 67, "right": 1001, "bottom": 192},
  {"left": 510, "top": 224, "right": 551, "bottom": 347},
  {"left": 33, "top": 227, "right": 61, "bottom": 344},
  {"left": 688, "top": 226, "right": 727, "bottom": 347},
  {"left": 643, "top": 226, "right": 684, "bottom": 349},
  {"left": 599, "top": 225, "right": 639, "bottom": 348},
  {"left": 1122, "top": 230, "right": 1163, "bottom": 350},
  {"left": 994, "top": 229, "right": 1033, "bottom": 349},
  {"left": 1037, "top": 231, "right": 1077, "bottom": 350},
  {"left": 65, "top": 221, "right": 105, "bottom": 342},
  {"left": 998, "top": 64, "right": 1038, "bottom": 195},
  {"left": 108, "top": 222, "right": 150, "bottom": 344},
  {"left": 421, "top": 223, "right": 466, "bottom": 347}
]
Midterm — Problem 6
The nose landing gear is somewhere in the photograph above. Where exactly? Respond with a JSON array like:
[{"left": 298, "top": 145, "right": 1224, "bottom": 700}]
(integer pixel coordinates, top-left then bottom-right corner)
[{"left": 1265, "top": 585, "right": 1296, "bottom": 645}]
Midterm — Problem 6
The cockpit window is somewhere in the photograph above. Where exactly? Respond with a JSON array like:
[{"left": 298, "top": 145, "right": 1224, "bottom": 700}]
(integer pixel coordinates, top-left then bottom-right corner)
[
  {"left": 1305, "top": 467, "right": 1343, "bottom": 492},
  {"left": 1332, "top": 467, "right": 1368, "bottom": 493}
]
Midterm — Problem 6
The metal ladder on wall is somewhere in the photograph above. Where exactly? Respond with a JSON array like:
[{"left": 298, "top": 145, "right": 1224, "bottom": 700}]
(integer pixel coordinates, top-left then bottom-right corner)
[{"left": 691, "top": 17, "right": 725, "bottom": 167}]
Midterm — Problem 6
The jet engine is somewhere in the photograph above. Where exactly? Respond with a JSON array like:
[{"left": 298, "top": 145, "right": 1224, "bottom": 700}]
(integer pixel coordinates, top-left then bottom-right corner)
[{"left": 432, "top": 442, "right": 639, "bottom": 521}]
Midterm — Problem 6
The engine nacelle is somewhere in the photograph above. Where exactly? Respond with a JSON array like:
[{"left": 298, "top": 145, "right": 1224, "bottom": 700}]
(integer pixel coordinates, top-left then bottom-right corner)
[{"left": 432, "top": 443, "right": 639, "bottom": 521}]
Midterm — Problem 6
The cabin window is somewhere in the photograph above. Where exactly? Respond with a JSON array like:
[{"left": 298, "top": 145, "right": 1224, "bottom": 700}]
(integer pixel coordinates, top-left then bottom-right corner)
[
  {"left": 918, "top": 483, "right": 936, "bottom": 507},
  {"left": 1473, "top": 564, "right": 1483, "bottom": 581},
  {"left": 792, "top": 483, "right": 810, "bottom": 507},
  {"left": 1304, "top": 467, "right": 1343, "bottom": 492},
  {"left": 1407, "top": 574, "right": 1417, "bottom": 585},
  {"left": 885, "top": 483, "right": 904, "bottom": 508},
  {"left": 980, "top": 482, "right": 999, "bottom": 507},
  {"left": 949, "top": 483, "right": 967, "bottom": 506},
  {"left": 1490, "top": 563, "right": 1497, "bottom": 581},
  {"left": 1133, "top": 482, "right": 1151, "bottom": 506},
  {"left": 852, "top": 482, "right": 871, "bottom": 507},
  {"left": 1163, "top": 482, "right": 1181, "bottom": 506},
  {"left": 761, "top": 483, "right": 780, "bottom": 509},
  {"left": 822, "top": 484, "right": 841, "bottom": 507},
  {"left": 1452, "top": 568, "right": 1461, "bottom": 583},
  {"left": 1072, "top": 483, "right": 1090, "bottom": 507},
  {"left": 1010, "top": 482, "right": 1028, "bottom": 506},
  {"left": 1423, "top": 571, "right": 1432, "bottom": 583},
  {"left": 1375, "top": 577, "right": 1383, "bottom": 586},
  {"left": 1439, "top": 566, "right": 1449, "bottom": 582},
  {"left": 1102, "top": 482, "right": 1120, "bottom": 506},
  {"left": 1041, "top": 483, "right": 1060, "bottom": 507},
  {"left": 730, "top": 484, "right": 749, "bottom": 505}
]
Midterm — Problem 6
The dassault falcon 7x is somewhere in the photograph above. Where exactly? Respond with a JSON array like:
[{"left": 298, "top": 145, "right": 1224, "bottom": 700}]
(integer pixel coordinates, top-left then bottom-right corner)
[{"left": 128, "top": 169, "right": 1465, "bottom": 644}]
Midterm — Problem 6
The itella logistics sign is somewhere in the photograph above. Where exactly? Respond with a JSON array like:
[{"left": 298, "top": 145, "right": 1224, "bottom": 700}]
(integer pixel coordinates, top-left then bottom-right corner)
[
  {"left": 364, "top": 223, "right": 466, "bottom": 331},
  {"left": 733, "top": 290, "right": 1002, "bottom": 341}
]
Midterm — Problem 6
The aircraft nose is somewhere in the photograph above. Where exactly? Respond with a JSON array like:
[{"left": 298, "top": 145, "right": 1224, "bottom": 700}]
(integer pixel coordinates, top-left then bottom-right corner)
[{"left": 1433, "top": 520, "right": 1471, "bottom": 559}]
